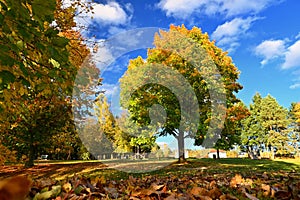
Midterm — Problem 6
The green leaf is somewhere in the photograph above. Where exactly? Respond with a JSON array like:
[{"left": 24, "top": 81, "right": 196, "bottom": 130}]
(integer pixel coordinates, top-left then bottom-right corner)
[
  {"left": 16, "top": 40, "right": 24, "bottom": 50},
  {"left": 32, "top": 0, "right": 56, "bottom": 23},
  {"left": 52, "top": 36, "right": 69, "bottom": 48},
  {"left": 0, "top": 70, "right": 16, "bottom": 84},
  {"left": 49, "top": 58, "right": 60, "bottom": 68}
]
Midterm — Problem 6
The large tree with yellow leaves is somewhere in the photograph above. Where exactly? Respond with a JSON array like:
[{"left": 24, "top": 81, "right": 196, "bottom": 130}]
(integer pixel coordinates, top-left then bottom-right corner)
[{"left": 120, "top": 25, "right": 243, "bottom": 162}]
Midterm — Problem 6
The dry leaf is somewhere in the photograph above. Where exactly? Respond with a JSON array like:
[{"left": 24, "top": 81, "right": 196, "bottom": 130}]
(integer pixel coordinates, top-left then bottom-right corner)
[
  {"left": 208, "top": 187, "right": 222, "bottom": 199},
  {"left": 219, "top": 194, "right": 239, "bottom": 200},
  {"left": 190, "top": 186, "right": 210, "bottom": 196},
  {"left": 230, "top": 174, "right": 244, "bottom": 187},
  {"left": 62, "top": 182, "right": 72, "bottom": 193},
  {"left": 0, "top": 175, "right": 31, "bottom": 200}
]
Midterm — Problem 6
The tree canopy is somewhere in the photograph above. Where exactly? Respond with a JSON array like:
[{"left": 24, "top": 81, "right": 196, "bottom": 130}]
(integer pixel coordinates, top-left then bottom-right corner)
[
  {"left": 0, "top": 0, "right": 100, "bottom": 166},
  {"left": 120, "top": 25, "right": 243, "bottom": 161}
]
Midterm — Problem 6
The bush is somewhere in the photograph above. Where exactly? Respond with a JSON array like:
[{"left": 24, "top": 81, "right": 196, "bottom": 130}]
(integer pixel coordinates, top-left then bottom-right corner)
[
  {"left": 260, "top": 151, "right": 272, "bottom": 159},
  {"left": 226, "top": 151, "right": 238, "bottom": 158}
]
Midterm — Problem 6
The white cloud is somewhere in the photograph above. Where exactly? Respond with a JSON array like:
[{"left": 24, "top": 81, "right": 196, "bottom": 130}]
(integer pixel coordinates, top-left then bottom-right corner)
[
  {"left": 254, "top": 39, "right": 286, "bottom": 65},
  {"left": 212, "top": 17, "right": 258, "bottom": 52},
  {"left": 289, "top": 83, "right": 300, "bottom": 89},
  {"left": 92, "top": 2, "right": 131, "bottom": 25},
  {"left": 282, "top": 40, "right": 300, "bottom": 69},
  {"left": 64, "top": 1, "right": 133, "bottom": 36},
  {"left": 220, "top": 0, "right": 277, "bottom": 17},
  {"left": 93, "top": 41, "right": 114, "bottom": 68},
  {"left": 157, "top": 0, "right": 205, "bottom": 19},
  {"left": 157, "top": 0, "right": 278, "bottom": 19},
  {"left": 295, "top": 32, "right": 300, "bottom": 39},
  {"left": 101, "top": 83, "right": 119, "bottom": 96}
]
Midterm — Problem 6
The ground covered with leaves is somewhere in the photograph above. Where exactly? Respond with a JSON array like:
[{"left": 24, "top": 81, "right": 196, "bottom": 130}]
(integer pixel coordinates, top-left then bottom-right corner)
[{"left": 0, "top": 158, "right": 299, "bottom": 200}]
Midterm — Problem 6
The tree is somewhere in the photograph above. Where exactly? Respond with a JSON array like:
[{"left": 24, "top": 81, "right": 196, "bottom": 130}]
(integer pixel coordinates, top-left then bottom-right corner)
[
  {"left": 79, "top": 117, "right": 114, "bottom": 159},
  {"left": 0, "top": 0, "right": 100, "bottom": 166},
  {"left": 114, "top": 111, "right": 158, "bottom": 156},
  {"left": 262, "top": 95, "right": 291, "bottom": 157},
  {"left": 289, "top": 103, "right": 300, "bottom": 157},
  {"left": 241, "top": 93, "right": 291, "bottom": 159},
  {"left": 120, "top": 25, "right": 243, "bottom": 162},
  {"left": 241, "top": 93, "right": 266, "bottom": 158},
  {"left": 214, "top": 102, "right": 250, "bottom": 158},
  {"left": 93, "top": 94, "right": 117, "bottom": 153}
]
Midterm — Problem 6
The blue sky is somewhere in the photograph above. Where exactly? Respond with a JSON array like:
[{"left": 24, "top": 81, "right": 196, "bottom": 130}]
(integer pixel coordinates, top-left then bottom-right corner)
[
  {"left": 72, "top": 0, "right": 300, "bottom": 110},
  {"left": 69, "top": 0, "right": 300, "bottom": 151}
]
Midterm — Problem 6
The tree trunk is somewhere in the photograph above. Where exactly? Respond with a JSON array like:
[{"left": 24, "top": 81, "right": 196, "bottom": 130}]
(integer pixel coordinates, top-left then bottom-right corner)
[
  {"left": 271, "top": 146, "right": 275, "bottom": 159},
  {"left": 177, "top": 130, "right": 186, "bottom": 163},
  {"left": 216, "top": 148, "right": 220, "bottom": 159},
  {"left": 25, "top": 132, "right": 35, "bottom": 168}
]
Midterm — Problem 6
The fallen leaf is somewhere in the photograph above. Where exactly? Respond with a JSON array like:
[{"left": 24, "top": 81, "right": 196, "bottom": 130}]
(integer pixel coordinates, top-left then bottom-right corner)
[
  {"left": 208, "top": 187, "right": 222, "bottom": 199},
  {"left": 230, "top": 174, "right": 244, "bottom": 188},
  {"left": 62, "top": 182, "right": 72, "bottom": 193},
  {"left": 0, "top": 176, "right": 31, "bottom": 200},
  {"left": 190, "top": 186, "right": 210, "bottom": 196}
]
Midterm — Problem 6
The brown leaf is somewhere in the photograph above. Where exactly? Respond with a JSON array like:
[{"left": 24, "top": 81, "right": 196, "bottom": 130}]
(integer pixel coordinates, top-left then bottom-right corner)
[
  {"left": 190, "top": 186, "right": 210, "bottom": 196},
  {"left": 275, "top": 190, "right": 292, "bottom": 200},
  {"left": 164, "top": 194, "right": 178, "bottom": 200},
  {"left": 230, "top": 174, "right": 244, "bottom": 188},
  {"left": 198, "top": 195, "right": 212, "bottom": 200},
  {"left": 161, "top": 185, "right": 168, "bottom": 193},
  {"left": 150, "top": 183, "right": 165, "bottom": 191},
  {"left": 0, "top": 175, "right": 31, "bottom": 200},
  {"left": 209, "top": 180, "right": 217, "bottom": 188},
  {"left": 261, "top": 183, "right": 271, "bottom": 196},
  {"left": 219, "top": 194, "right": 239, "bottom": 200},
  {"left": 208, "top": 187, "right": 222, "bottom": 199}
]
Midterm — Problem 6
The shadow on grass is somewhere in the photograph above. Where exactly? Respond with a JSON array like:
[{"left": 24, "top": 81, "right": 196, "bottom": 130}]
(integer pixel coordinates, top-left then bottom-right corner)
[
  {"left": 1, "top": 158, "right": 299, "bottom": 181},
  {"left": 0, "top": 162, "right": 108, "bottom": 180}
]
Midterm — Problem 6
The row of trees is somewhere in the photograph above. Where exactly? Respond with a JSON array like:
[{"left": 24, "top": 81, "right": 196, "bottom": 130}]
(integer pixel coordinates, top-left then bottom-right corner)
[
  {"left": 241, "top": 93, "right": 300, "bottom": 158},
  {"left": 78, "top": 95, "right": 158, "bottom": 159}
]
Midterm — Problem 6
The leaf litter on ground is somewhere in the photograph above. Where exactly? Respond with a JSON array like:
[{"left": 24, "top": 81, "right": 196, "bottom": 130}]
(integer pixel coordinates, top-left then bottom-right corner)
[{"left": 0, "top": 159, "right": 299, "bottom": 200}]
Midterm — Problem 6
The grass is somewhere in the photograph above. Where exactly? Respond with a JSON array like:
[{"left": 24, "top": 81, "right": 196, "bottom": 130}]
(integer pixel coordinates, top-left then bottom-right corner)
[{"left": 1, "top": 157, "right": 299, "bottom": 181}]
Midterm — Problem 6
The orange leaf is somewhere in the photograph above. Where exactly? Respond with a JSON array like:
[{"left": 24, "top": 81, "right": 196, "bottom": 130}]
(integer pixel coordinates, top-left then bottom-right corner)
[{"left": 0, "top": 176, "right": 31, "bottom": 200}]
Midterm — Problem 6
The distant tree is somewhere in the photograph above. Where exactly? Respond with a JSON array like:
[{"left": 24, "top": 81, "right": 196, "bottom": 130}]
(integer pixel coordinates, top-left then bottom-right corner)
[
  {"left": 79, "top": 117, "right": 114, "bottom": 159},
  {"left": 241, "top": 93, "right": 291, "bottom": 159},
  {"left": 115, "top": 111, "right": 158, "bottom": 155},
  {"left": 289, "top": 103, "right": 300, "bottom": 157},
  {"left": 214, "top": 102, "right": 250, "bottom": 158},
  {"left": 241, "top": 93, "right": 267, "bottom": 158},
  {"left": 262, "top": 95, "right": 291, "bottom": 157}
]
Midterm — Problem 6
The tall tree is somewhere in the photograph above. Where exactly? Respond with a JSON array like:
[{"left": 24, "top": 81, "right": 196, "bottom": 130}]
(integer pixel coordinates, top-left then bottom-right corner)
[
  {"left": 94, "top": 94, "right": 117, "bottom": 145},
  {"left": 289, "top": 103, "right": 300, "bottom": 157},
  {"left": 241, "top": 93, "right": 266, "bottom": 158},
  {"left": 0, "top": 0, "right": 100, "bottom": 166},
  {"left": 120, "top": 25, "right": 243, "bottom": 162},
  {"left": 262, "top": 95, "right": 291, "bottom": 157},
  {"left": 241, "top": 93, "right": 291, "bottom": 158}
]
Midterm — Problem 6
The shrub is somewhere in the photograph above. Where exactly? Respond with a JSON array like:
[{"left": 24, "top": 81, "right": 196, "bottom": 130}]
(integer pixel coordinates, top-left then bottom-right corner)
[{"left": 226, "top": 151, "right": 238, "bottom": 158}]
